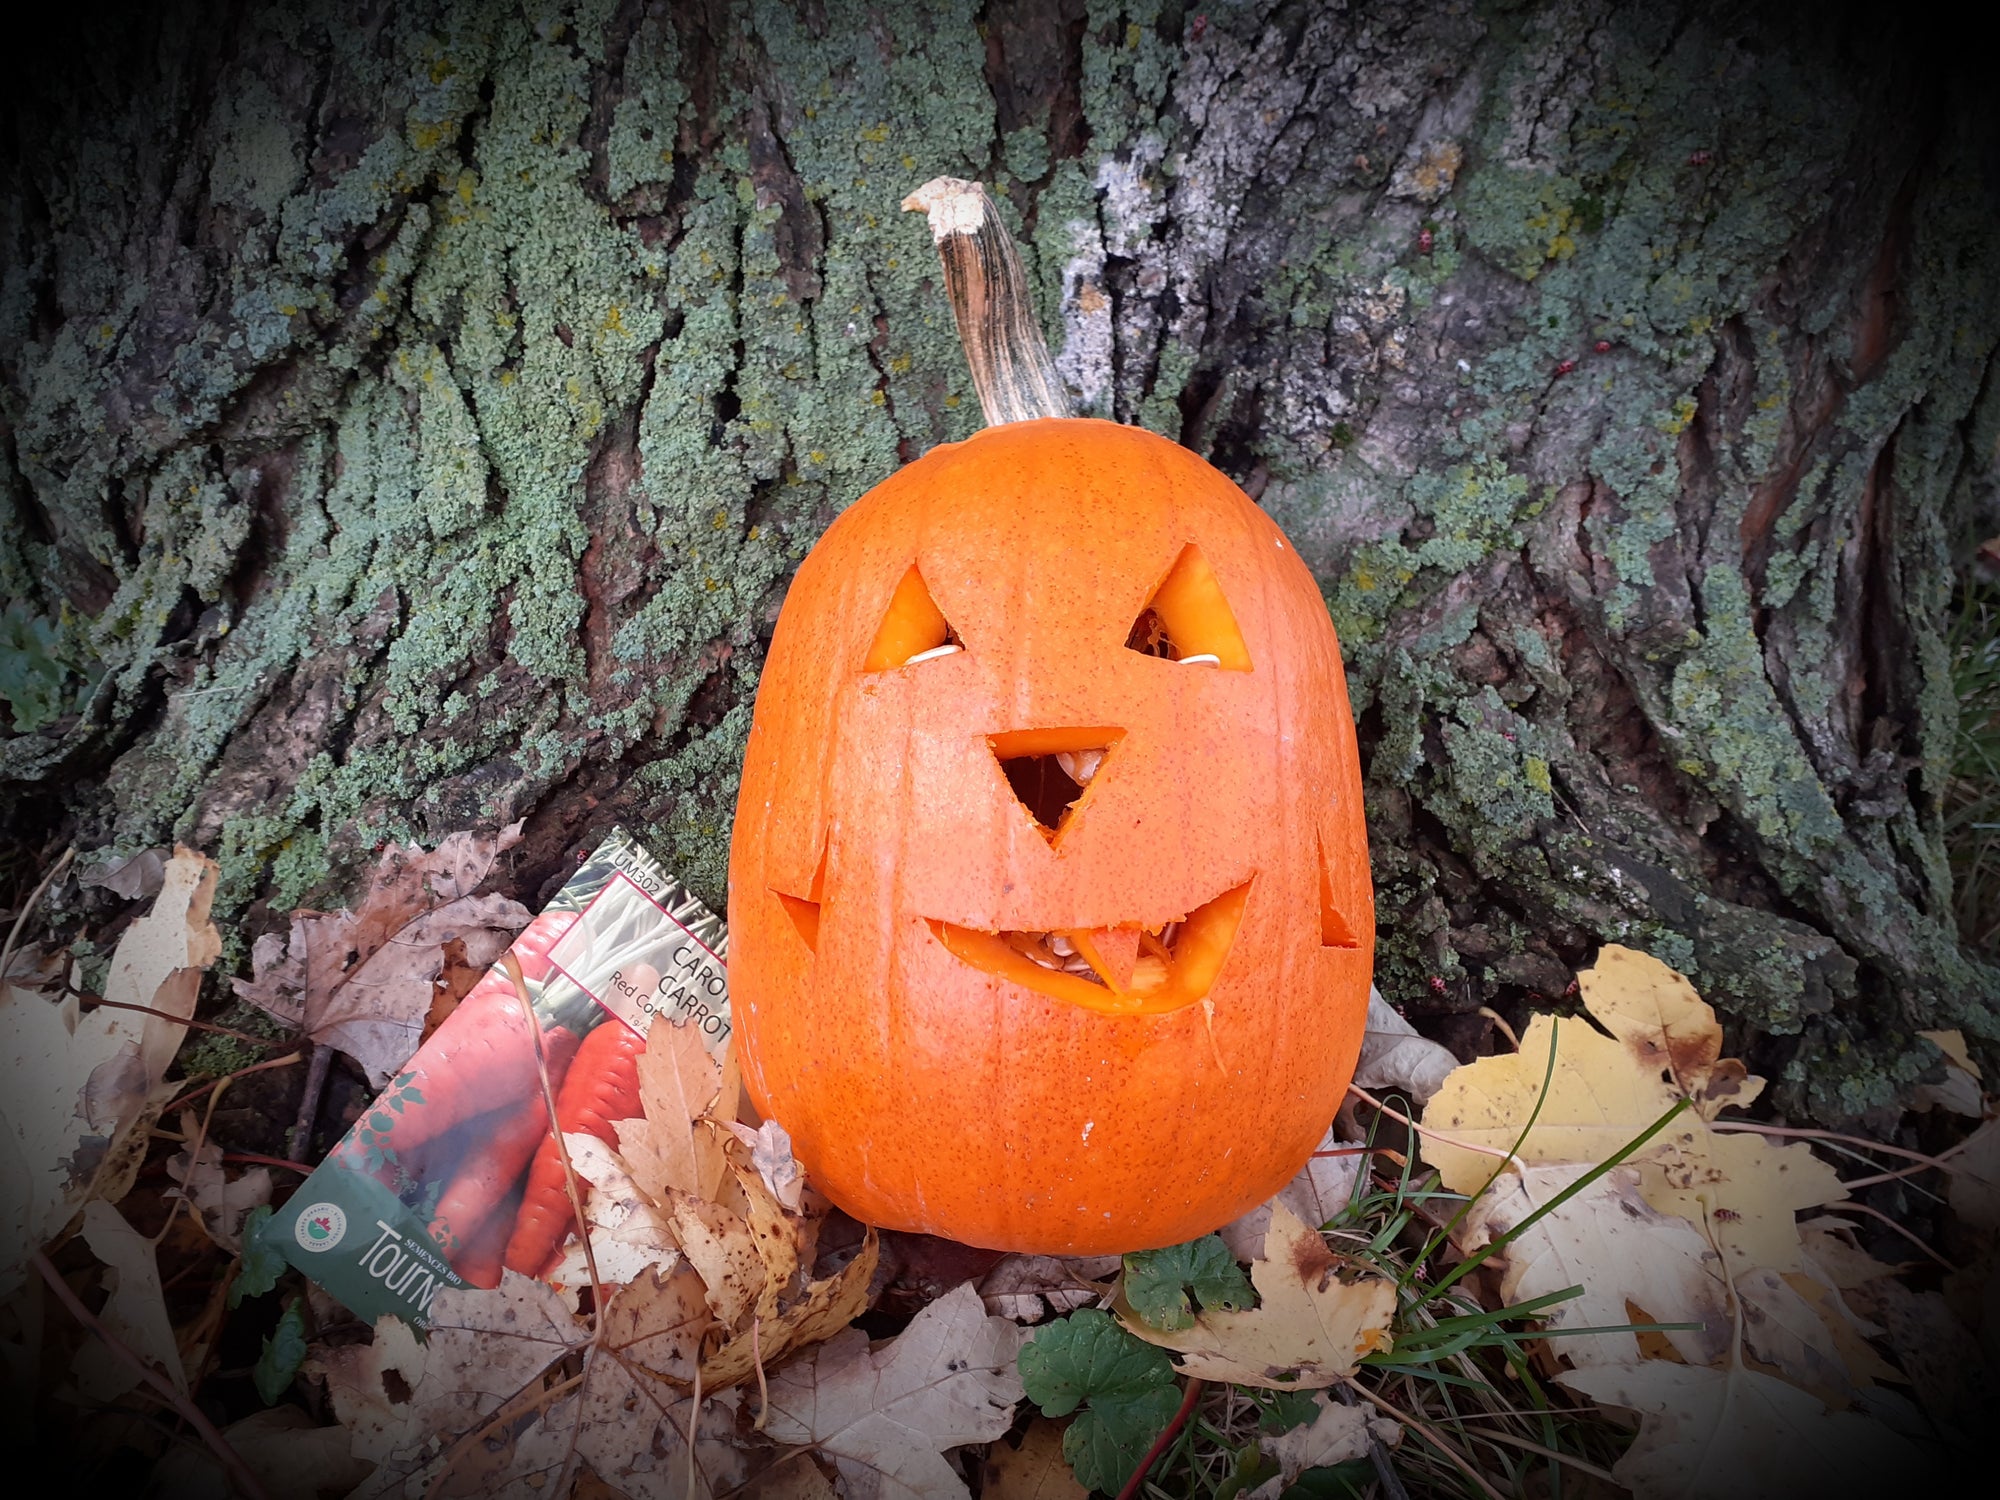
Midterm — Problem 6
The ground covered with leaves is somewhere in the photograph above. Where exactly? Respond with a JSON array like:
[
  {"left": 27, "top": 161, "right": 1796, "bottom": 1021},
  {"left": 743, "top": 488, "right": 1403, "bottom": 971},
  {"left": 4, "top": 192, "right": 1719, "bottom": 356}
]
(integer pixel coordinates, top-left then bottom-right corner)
[{"left": 3, "top": 832, "right": 1997, "bottom": 1500}]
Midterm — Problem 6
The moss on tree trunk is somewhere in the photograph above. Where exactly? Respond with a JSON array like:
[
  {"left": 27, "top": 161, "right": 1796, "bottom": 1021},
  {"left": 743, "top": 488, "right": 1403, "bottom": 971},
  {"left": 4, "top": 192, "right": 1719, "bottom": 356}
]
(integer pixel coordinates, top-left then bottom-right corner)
[{"left": 4, "top": 0, "right": 1996, "bottom": 1121}]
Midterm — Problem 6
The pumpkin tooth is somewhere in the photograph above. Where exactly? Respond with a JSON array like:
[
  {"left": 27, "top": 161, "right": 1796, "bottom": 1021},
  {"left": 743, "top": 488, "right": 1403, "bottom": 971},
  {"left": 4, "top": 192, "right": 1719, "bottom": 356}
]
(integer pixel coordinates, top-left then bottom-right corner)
[
  {"left": 1053, "top": 748, "right": 1105, "bottom": 786},
  {"left": 1046, "top": 933, "right": 1077, "bottom": 957}
]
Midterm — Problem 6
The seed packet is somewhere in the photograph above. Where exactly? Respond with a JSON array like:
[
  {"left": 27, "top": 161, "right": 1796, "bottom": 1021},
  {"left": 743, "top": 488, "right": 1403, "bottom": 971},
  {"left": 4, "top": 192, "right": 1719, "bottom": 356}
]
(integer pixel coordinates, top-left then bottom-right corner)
[{"left": 273, "top": 828, "right": 728, "bottom": 1327}]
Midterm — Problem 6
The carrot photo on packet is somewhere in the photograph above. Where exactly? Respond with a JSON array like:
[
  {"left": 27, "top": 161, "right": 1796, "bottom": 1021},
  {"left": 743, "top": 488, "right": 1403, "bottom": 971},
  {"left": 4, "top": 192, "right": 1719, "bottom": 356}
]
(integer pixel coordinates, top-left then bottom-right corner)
[{"left": 274, "top": 829, "right": 729, "bottom": 1327}]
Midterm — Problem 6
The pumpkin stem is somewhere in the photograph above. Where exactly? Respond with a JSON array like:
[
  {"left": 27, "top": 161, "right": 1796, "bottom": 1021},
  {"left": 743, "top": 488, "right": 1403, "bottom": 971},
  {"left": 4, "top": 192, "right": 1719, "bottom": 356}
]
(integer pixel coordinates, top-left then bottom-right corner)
[{"left": 902, "top": 177, "right": 1069, "bottom": 426}]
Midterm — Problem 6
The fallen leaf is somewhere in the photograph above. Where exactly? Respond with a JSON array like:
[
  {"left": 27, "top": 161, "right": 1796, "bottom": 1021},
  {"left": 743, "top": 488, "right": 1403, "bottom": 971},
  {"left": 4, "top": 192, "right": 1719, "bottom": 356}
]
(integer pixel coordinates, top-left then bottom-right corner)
[
  {"left": 541, "top": 1133, "right": 679, "bottom": 1287},
  {"left": 1773, "top": 1271, "right": 1904, "bottom": 1396},
  {"left": 725, "top": 1117, "right": 806, "bottom": 1211},
  {"left": 234, "top": 824, "right": 527, "bottom": 1085},
  {"left": 669, "top": 1190, "right": 767, "bottom": 1329},
  {"left": 1577, "top": 945, "right": 1757, "bottom": 1111},
  {"left": 622, "top": 1018, "right": 729, "bottom": 1202},
  {"left": 1796, "top": 1217, "right": 1902, "bottom": 1291},
  {"left": 1734, "top": 1267, "right": 1857, "bottom": 1401},
  {"left": 73, "top": 1199, "right": 185, "bottom": 1399},
  {"left": 1422, "top": 948, "right": 1843, "bottom": 1274},
  {"left": 149, "top": 1405, "right": 377, "bottom": 1500},
  {"left": 1910, "top": 1027, "right": 1981, "bottom": 1116},
  {"left": 1945, "top": 1116, "right": 2000, "bottom": 1232},
  {"left": 1918, "top": 1028, "right": 1981, "bottom": 1079},
  {"left": 1560, "top": 1359, "right": 1936, "bottom": 1498},
  {"left": 164, "top": 1109, "right": 273, "bottom": 1251},
  {"left": 1842, "top": 1278, "right": 1992, "bottom": 1431},
  {"left": 1257, "top": 1393, "right": 1397, "bottom": 1485},
  {"left": 80, "top": 847, "right": 167, "bottom": 901},
  {"left": 764, "top": 1281, "right": 1027, "bottom": 1500},
  {"left": 981, "top": 1416, "right": 1089, "bottom": 1500},
  {"left": 741, "top": 1455, "right": 840, "bottom": 1499},
  {"left": 1219, "top": 1125, "right": 1367, "bottom": 1262},
  {"left": 1354, "top": 987, "right": 1460, "bottom": 1103},
  {"left": 317, "top": 1273, "right": 586, "bottom": 1473},
  {"left": 979, "top": 1254, "right": 1120, "bottom": 1323},
  {"left": 1457, "top": 1163, "right": 1729, "bottom": 1368},
  {"left": 1117, "top": 1202, "right": 1394, "bottom": 1388},
  {"left": 699, "top": 1228, "right": 879, "bottom": 1390},
  {"left": 0, "top": 850, "right": 219, "bottom": 1294}
]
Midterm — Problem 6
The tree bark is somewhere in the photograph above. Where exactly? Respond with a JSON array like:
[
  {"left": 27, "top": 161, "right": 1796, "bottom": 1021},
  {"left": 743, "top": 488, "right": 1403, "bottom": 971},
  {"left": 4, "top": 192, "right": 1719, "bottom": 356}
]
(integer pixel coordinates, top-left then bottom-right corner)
[{"left": 3, "top": 0, "right": 1996, "bottom": 1121}]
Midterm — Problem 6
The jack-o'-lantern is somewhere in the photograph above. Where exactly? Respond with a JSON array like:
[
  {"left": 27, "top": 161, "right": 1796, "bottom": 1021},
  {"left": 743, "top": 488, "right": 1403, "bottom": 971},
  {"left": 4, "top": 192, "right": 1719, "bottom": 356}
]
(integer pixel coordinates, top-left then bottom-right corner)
[{"left": 728, "top": 179, "right": 1372, "bottom": 1254}]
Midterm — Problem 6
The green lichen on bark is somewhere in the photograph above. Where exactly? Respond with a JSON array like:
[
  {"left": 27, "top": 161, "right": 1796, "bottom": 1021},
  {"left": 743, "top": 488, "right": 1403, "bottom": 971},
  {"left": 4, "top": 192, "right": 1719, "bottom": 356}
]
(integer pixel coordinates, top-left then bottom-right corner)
[{"left": 3, "top": 0, "right": 1996, "bottom": 1125}]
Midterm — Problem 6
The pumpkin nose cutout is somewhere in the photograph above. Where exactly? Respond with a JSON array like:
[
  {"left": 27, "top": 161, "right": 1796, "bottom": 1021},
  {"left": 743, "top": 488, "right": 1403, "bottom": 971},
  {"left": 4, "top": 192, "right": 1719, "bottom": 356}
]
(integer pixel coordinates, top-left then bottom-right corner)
[{"left": 987, "top": 727, "right": 1124, "bottom": 842}]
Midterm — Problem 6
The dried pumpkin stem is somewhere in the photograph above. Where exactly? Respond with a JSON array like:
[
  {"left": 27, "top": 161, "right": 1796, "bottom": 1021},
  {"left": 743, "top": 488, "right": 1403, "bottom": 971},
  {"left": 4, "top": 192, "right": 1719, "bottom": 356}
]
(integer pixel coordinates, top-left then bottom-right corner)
[{"left": 902, "top": 176, "right": 1069, "bottom": 426}]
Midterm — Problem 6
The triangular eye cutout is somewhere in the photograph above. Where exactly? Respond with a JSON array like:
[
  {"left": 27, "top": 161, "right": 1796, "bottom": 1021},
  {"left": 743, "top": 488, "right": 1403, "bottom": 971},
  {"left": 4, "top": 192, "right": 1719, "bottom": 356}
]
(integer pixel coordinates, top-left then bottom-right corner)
[
  {"left": 989, "top": 727, "right": 1123, "bottom": 843},
  {"left": 864, "top": 565, "right": 962, "bottom": 671},
  {"left": 1125, "top": 544, "right": 1252, "bottom": 670},
  {"left": 1318, "top": 832, "right": 1360, "bottom": 949},
  {"left": 772, "top": 839, "right": 829, "bottom": 954}
]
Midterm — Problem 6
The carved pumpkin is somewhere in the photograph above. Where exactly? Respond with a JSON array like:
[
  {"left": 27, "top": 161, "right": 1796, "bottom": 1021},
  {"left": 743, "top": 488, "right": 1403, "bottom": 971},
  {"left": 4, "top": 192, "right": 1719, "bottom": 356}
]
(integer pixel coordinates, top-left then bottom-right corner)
[{"left": 728, "top": 180, "right": 1373, "bottom": 1253}]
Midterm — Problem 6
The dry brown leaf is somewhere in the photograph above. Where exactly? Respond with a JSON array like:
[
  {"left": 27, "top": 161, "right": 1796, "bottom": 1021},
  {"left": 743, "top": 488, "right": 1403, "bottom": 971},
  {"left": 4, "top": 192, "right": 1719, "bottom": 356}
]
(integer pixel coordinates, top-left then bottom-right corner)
[
  {"left": 323, "top": 1266, "right": 739, "bottom": 1500},
  {"left": 1219, "top": 1125, "right": 1367, "bottom": 1262},
  {"left": 980, "top": 1416, "right": 1089, "bottom": 1500},
  {"left": 149, "top": 1406, "right": 376, "bottom": 1500},
  {"left": 1918, "top": 1028, "right": 1981, "bottom": 1079},
  {"left": 1796, "top": 1217, "right": 1902, "bottom": 1290},
  {"left": 1, "top": 849, "right": 219, "bottom": 1294},
  {"left": 700, "top": 1228, "right": 878, "bottom": 1390},
  {"left": 1734, "top": 1267, "right": 1858, "bottom": 1401},
  {"left": 1775, "top": 1272, "right": 1904, "bottom": 1394},
  {"left": 725, "top": 1117, "right": 805, "bottom": 1211},
  {"left": 1911, "top": 1028, "right": 1982, "bottom": 1115},
  {"left": 72, "top": 1199, "right": 185, "bottom": 1400},
  {"left": 234, "top": 824, "right": 526, "bottom": 1085},
  {"left": 1560, "top": 1359, "right": 1936, "bottom": 1498},
  {"left": 1256, "top": 1394, "right": 1397, "bottom": 1486},
  {"left": 542, "top": 1133, "right": 679, "bottom": 1288},
  {"left": 1422, "top": 947, "right": 1843, "bottom": 1274},
  {"left": 1945, "top": 1116, "right": 2000, "bottom": 1232},
  {"left": 318, "top": 1273, "right": 586, "bottom": 1476},
  {"left": 977, "top": 1254, "right": 1119, "bottom": 1323},
  {"left": 1354, "top": 987, "right": 1460, "bottom": 1103},
  {"left": 667, "top": 1190, "right": 766, "bottom": 1330},
  {"left": 164, "top": 1108, "right": 273, "bottom": 1251},
  {"left": 623, "top": 1018, "right": 730, "bottom": 1201},
  {"left": 763, "top": 1281, "right": 1026, "bottom": 1500},
  {"left": 80, "top": 847, "right": 168, "bottom": 901},
  {"left": 741, "top": 1457, "right": 839, "bottom": 1500},
  {"left": 1117, "top": 1202, "right": 1394, "bottom": 1388},
  {"left": 1458, "top": 1163, "right": 1729, "bottom": 1368},
  {"left": 731, "top": 1153, "right": 803, "bottom": 1322}
]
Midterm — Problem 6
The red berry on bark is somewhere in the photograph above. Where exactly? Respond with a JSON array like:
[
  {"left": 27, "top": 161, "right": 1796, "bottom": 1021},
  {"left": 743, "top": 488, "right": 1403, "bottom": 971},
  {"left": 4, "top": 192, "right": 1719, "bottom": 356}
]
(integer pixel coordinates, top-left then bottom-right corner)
[
  {"left": 1688, "top": 149, "right": 1712, "bottom": 165},
  {"left": 1417, "top": 227, "right": 1434, "bottom": 254},
  {"left": 1555, "top": 359, "right": 1577, "bottom": 376},
  {"left": 1593, "top": 340, "right": 1612, "bottom": 354},
  {"left": 1189, "top": 14, "right": 1207, "bottom": 41}
]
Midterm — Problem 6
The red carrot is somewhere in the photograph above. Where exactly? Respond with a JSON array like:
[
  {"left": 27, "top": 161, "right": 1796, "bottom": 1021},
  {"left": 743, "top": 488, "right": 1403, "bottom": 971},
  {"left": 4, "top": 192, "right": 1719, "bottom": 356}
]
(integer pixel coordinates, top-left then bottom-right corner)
[
  {"left": 372, "top": 988, "right": 552, "bottom": 1160},
  {"left": 451, "top": 1182, "right": 523, "bottom": 1289},
  {"left": 501, "top": 1019, "right": 647, "bottom": 1276},
  {"left": 426, "top": 1025, "right": 582, "bottom": 1257}
]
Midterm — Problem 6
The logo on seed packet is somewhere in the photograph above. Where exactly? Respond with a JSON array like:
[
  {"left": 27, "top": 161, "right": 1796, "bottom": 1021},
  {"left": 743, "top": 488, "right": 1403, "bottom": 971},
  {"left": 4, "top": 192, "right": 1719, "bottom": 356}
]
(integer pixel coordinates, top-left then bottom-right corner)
[{"left": 294, "top": 1202, "right": 348, "bottom": 1252}]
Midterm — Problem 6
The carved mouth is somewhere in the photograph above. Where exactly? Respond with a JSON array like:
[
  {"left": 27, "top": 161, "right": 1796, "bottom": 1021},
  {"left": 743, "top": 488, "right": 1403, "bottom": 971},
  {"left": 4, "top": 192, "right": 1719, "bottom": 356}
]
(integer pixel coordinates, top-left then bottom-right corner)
[{"left": 927, "top": 880, "right": 1252, "bottom": 1016}]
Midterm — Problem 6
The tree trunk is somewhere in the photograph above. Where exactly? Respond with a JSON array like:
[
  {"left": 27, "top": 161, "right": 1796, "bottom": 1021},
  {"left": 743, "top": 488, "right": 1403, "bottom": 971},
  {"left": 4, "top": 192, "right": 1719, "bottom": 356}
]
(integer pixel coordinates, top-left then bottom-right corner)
[{"left": 4, "top": 0, "right": 1996, "bottom": 1122}]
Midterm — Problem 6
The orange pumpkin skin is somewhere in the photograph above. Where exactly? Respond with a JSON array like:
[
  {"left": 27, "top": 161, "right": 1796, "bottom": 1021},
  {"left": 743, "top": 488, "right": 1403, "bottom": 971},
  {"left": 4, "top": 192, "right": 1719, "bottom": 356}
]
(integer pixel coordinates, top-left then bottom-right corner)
[{"left": 728, "top": 418, "right": 1373, "bottom": 1254}]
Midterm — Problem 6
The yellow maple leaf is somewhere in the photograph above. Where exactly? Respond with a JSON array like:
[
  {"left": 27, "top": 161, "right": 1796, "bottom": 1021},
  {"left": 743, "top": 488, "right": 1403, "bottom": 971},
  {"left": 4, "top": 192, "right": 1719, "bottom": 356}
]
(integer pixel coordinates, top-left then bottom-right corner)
[
  {"left": 1114, "top": 1202, "right": 1394, "bottom": 1388},
  {"left": 1422, "top": 946, "right": 1843, "bottom": 1274}
]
